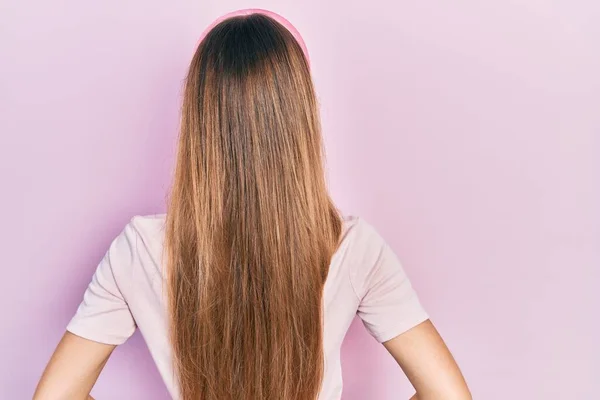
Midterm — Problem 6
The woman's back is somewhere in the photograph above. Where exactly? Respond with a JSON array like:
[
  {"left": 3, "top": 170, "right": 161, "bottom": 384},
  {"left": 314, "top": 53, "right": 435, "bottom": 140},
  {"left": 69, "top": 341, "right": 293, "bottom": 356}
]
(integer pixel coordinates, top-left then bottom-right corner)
[{"left": 66, "top": 213, "right": 428, "bottom": 399}]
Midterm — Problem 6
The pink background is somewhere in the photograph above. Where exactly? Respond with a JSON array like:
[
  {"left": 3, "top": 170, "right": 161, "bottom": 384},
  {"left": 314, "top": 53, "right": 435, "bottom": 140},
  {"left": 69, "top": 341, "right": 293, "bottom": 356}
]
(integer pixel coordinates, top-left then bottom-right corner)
[{"left": 1, "top": 1, "right": 599, "bottom": 399}]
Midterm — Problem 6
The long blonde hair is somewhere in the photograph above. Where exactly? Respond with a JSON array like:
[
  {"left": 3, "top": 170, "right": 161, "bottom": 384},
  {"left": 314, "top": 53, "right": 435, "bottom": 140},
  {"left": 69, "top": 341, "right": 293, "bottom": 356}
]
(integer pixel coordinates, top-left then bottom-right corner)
[{"left": 164, "top": 13, "right": 342, "bottom": 400}]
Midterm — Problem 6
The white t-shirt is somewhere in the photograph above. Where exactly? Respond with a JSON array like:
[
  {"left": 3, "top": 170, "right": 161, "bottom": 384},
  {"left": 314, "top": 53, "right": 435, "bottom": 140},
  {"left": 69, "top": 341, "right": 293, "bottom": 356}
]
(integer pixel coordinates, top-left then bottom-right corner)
[{"left": 67, "top": 214, "right": 428, "bottom": 399}]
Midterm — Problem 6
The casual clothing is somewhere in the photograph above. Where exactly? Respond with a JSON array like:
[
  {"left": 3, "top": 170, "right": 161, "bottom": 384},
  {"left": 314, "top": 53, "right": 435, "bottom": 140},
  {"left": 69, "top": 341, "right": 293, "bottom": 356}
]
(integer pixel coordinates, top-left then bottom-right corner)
[{"left": 67, "top": 214, "right": 428, "bottom": 399}]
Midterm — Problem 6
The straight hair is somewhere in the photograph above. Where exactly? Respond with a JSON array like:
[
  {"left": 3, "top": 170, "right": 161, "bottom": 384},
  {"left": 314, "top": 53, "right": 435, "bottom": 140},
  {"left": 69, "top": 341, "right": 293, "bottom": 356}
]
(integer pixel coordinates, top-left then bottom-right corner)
[{"left": 164, "top": 13, "right": 342, "bottom": 400}]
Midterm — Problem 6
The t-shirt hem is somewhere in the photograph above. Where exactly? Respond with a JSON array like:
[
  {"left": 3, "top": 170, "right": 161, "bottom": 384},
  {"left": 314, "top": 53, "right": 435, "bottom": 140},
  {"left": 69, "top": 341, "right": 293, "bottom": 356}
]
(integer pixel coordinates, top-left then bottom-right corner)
[
  {"left": 373, "top": 312, "right": 430, "bottom": 343},
  {"left": 66, "top": 323, "right": 129, "bottom": 346}
]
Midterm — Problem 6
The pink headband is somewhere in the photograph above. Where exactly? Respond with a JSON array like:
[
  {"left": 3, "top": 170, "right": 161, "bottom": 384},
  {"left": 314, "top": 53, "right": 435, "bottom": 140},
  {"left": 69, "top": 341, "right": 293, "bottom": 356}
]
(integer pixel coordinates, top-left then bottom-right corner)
[{"left": 197, "top": 8, "right": 310, "bottom": 66}]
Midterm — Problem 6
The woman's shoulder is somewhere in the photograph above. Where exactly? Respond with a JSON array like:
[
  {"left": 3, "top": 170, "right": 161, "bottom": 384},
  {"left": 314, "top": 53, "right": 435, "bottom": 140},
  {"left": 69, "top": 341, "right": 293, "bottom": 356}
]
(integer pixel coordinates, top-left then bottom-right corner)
[
  {"left": 337, "top": 215, "right": 394, "bottom": 275},
  {"left": 129, "top": 214, "right": 167, "bottom": 231},
  {"left": 124, "top": 213, "right": 168, "bottom": 256},
  {"left": 340, "top": 215, "right": 386, "bottom": 249},
  {"left": 128, "top": 213, "right": 167, "bottom": 233}
]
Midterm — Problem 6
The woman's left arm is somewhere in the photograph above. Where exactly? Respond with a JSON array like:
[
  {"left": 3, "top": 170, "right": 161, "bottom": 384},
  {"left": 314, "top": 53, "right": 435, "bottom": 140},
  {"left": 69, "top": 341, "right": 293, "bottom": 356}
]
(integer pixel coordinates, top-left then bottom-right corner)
[
  {"left": 33, "top": 331, "right": 115, "bottom": 400},
  {"left": 383, "top": 319, "right": 471, "bottom": 400}
]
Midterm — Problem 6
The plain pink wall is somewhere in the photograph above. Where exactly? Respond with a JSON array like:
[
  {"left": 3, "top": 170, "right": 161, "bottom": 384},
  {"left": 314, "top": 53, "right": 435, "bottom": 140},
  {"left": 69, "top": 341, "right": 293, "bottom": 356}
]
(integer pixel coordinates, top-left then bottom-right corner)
[{"left": 1, "top": 0, "right": 599, "bottom": 399}]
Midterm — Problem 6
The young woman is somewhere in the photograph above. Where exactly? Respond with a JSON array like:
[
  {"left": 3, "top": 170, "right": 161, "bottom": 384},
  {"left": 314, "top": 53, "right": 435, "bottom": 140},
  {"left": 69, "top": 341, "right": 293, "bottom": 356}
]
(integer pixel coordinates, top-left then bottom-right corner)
[{"left": 34, "top": 12, "right": 471, "bottom": 400}]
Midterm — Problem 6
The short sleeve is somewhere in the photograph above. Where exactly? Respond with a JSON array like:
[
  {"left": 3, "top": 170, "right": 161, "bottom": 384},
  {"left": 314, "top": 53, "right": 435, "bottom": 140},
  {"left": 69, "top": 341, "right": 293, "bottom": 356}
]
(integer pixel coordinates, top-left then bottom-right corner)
[
  {"left": 66, "top": 221, "right": 137, "bottom": 345},
  {"left": 352, "top": 219, "right": 429, "bottom": 343}
]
